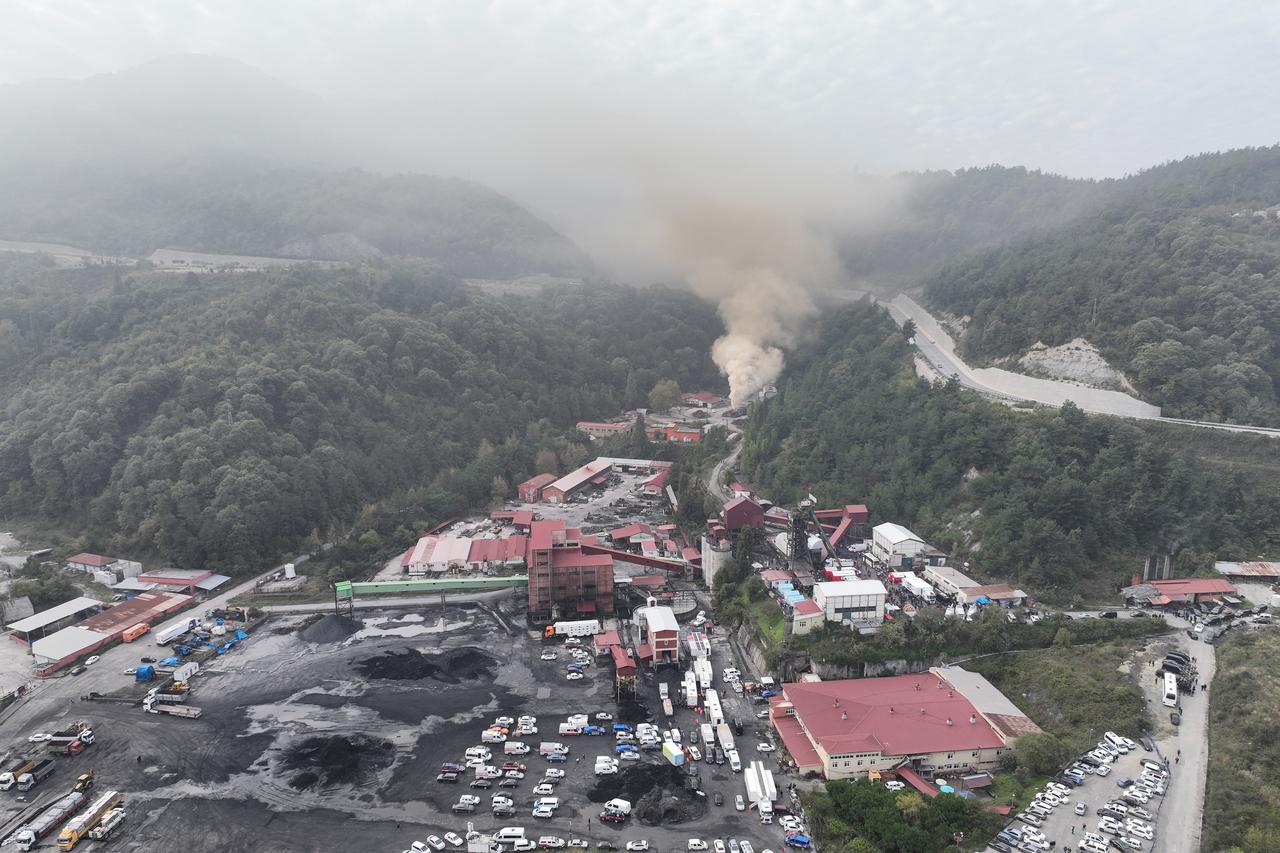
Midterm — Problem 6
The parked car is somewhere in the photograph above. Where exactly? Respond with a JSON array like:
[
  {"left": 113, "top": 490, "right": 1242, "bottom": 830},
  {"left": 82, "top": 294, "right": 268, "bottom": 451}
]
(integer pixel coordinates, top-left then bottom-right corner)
[
  {"left": 884, "top": 780, "right": 905, "bottom": 792},
  {"left": 688, "top": 841, "right": 708, "bottom": 851},
  {"left": 735, "top": 795, "right": 745, "bottom": 811}
]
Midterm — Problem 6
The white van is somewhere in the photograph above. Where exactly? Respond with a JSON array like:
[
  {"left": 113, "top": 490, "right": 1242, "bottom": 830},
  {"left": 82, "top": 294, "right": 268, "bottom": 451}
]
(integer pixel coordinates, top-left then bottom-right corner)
[
  {"left": 604, "top": 798, "right": 632, "bottom": 815},
  {"left": 495, "top": 828, "right": 526, "bottom": 843},
  {"left": 539, "top": 742, "right": 568, "bottom": 755},
  {"left": 728, "top": 751, "right": 742, "bottom": 772},
  {"left": 466, "top": 747, "right": 492, "bottom": 760},
  {"left": 505, "top": 742, "right": 530, "bottom": 755}
]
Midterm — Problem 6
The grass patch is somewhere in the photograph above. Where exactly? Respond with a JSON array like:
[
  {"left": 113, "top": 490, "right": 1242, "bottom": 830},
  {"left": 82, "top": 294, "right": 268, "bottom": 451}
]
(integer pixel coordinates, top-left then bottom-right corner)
[
  {"left": 747, "top": 594, "right": 785, "bottom": 646},
  {"left": 1202, "top": 629, "right": 1280, "bottom": 853},
  {"left": 964, "top": 639, "right": 1152, "bottom": 755}
]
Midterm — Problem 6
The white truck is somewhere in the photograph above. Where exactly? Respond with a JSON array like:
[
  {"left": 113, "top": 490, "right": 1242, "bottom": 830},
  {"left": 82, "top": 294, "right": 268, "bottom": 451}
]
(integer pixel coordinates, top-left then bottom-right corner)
[
  {"left": 715, "top": 723, "right": 736, "bottom": 754},
  {"left": 9, "top": 790, "right": 87, "bottom": 851},
  {"left": 88, "top": 807, "right": 126, "bottom": 841},
  {"left": 700, "top": 724, "right": 715, "bottom": 750},
  {"left": 144, "top": 700, "right": 202, "bottom": 718},
  {"left": 704, "top": 689, "right": 724, "bottom": 726},
  {"left": 154, "top": 618, "right": 199, "bottom": 646},
  {"left": 744, "top": 760, "right": 778, "bottom": 821},
  {"left": 551, "top": 620, "right": 600, "bottom": 637}
]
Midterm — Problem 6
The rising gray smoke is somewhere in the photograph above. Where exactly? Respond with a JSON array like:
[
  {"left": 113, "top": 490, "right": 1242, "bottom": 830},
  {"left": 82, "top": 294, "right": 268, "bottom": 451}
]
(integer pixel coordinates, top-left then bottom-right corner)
[{"left": 668, "top": 205, "right": 838, "bottom": 405}]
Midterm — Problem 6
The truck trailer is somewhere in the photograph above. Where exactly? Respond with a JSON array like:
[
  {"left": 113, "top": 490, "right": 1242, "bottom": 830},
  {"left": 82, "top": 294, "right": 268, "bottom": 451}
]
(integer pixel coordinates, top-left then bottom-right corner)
[
  {"left": 715, "top": 723, "right": 736, "bottom": 754},
  {"left": 154, "top": 618, "right": 199, "bottom": 646},
  {"left": 87, "top": 807, "right": 126, "bottom": 841},
  {"left": 143, "top": 701, "right": 202, "bottom": 718},
  {"left": 0, "top": 757, "right": 38, "bottom": 790},
  {"left": 546, "top": 620, "right": 601, "bottom": 638},
  {"left": 57, "top": 790, "right": 123, "bottom": 850},
  {"left": 17, "top": 758, "right": 56, "bottom": 791},
  {"left": 8, "top": 790, "right": 87, "bottom": 851},
  {"left": 47, "top": 722, "right": 92, "bottom": 746}
]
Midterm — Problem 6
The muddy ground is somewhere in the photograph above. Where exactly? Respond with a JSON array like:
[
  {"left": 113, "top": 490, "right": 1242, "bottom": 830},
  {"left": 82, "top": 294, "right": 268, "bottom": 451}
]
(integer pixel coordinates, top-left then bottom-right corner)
[{"left": 0, "top": 599, "right": 786, "bottom": 853}]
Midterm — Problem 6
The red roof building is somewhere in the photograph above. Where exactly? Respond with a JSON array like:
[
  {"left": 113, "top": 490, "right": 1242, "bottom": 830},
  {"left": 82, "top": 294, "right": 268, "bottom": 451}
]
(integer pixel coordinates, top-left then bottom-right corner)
[
  {"left": 662, "top": 425, "right": 702, "bottom": 443},
  {"left": 612, "top": 646, "right": 637, "bottom": 677},
  {"left": 542, "top": 460, "right": 613, "bottom": 504},
  {"left": 770, "top": 669, "right": 1036, "bottom": 779},
  {"left": 65, "top": 553, "right": 117, "bottom": 573},
  {"left": 642, "top": 468, "right": 670, "bottom": 495},
  {"left": 722, "top": 496, "right": 765, "bottom": 531},
  {"left": 1141, "top": 578, "right": 1238, "bottom": 605},
  {"left": 576, "top": 421, "right": 632, "bottom": 438},
  {"left": 526, "top": 519, "right": 614, "bottom": 617},
  {"left": 680, "top": 391, "right": 725, "bottom": 407},
  {"left": 517, "top": 473, "right": 558, "bottom": 503},
  {"left": 609, "top": 522, "right": 653, "bottom": 543}
]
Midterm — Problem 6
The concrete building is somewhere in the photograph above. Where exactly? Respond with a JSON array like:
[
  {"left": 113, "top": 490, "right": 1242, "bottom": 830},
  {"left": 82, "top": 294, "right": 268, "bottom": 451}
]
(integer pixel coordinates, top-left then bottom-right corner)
[
  {"left": 722, "top": 496, "right": 765, "bottom": 531},
  {"left": 636, "top": 602, "right": 680, "bottom": 666},
  {"left": 526, "top": 520, "right": 614, "bottom": 617},
  {"left": 922, "top": 565, "right": 980, "bottom": 599},
  {"left": 518, "top": 473, "right": 558, "bottom": 503},
  {"left": 1122, "top": 578, "right": 1239, "bottom": 607},
  {"left": 813, "top": 580, "right": 887, "bottom": 630},
  {"left": 870, "top": 523, "right": 927, "bottom": 563},
  {"left": 576, "top": 421, "right": 632, "bottom": 439},
  {"left": 65, "top": 553, "right": 117, "bottom": 574},
  {"left": 769, "top": 668, "right": 1039, "bottom": 780},
  {"left": 131, "top": 568, "right": 229, "bottom": 594},
  {"left": 700, "top": 536, "right": 732, "bottom": 588},
  {"left": 789, "top": 599, "right": 824, "bottom": 636}
]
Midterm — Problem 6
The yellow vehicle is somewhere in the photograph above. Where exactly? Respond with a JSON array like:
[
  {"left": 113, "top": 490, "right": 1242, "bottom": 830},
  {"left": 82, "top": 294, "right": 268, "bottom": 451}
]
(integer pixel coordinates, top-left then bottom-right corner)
[{"left": 56, "top": 790, "right": 123, "bottom": 851}]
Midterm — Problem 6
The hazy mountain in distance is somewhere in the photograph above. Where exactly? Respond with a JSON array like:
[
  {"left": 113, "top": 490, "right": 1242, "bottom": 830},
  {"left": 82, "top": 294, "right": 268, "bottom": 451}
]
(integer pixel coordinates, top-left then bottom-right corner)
[{"left": 0, "top": 55, "right": 590, "bottom": 278}]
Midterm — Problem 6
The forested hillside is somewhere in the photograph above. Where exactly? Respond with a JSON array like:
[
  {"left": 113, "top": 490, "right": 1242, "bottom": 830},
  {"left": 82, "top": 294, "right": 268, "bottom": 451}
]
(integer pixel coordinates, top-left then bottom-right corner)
[
  {"left": 0, "top": 254, "right": 721, "bottom": 570},
  {"left": 837, "top": 165, "right": 1106, "bottom": 281},
  {"left": 924, "top": 147, "right": 1280, "bottom": 424},
  {"left": 0, "top": 163, "right": 590, "bottom": 278},
  {"left": 739, "top": 301, "right": 1280, "bottom": 597}
]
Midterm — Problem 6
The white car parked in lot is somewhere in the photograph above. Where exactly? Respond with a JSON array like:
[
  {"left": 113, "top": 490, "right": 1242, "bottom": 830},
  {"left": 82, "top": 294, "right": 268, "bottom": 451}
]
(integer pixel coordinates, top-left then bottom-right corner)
[
  {"left": 688, "top": 841, "right": 708, "bottom": 851},
  {"left": 884, "top": 780, "right": 905, "bottom": 792}
]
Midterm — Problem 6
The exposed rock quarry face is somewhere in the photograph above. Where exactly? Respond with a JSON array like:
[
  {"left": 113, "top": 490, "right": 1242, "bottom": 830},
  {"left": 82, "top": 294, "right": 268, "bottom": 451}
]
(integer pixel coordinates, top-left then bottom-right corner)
[{"left": 1018, "top": 338, "right": 1136, "bottom": 392}]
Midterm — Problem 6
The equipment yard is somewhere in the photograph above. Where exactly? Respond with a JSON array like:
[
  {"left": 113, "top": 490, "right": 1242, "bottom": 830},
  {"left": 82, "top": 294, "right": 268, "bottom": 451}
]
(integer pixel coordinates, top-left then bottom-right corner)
[{"left": 0, "top": 600, "right": 787, "bottom": 853}]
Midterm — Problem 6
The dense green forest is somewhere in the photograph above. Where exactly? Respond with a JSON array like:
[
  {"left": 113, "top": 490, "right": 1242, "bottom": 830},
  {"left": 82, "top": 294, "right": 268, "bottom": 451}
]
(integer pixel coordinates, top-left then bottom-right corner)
[
  {"left": 923, "top": 147, "right": 1280, "bottom": 424},
  {"left": 739, "top": 301, "right": 1280, "bottom": 597},
  {"left": 0, "top": 254, "right": 722, "bottom": 571},
  {"left": 0, "top": 163, "right": 589, "bottom": 278}
]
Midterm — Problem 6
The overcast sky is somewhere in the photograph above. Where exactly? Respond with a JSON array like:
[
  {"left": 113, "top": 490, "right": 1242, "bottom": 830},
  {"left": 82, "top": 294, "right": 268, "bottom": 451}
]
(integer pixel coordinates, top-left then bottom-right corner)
[{"left": 3, "top": 0, "right": 1278, "bottom": 180}]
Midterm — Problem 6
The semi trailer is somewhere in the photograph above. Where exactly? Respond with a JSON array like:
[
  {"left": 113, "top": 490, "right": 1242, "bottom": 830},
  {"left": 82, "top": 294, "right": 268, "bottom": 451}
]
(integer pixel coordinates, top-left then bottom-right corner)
[
  {"left": 57, "top": 789, "right": 123, "bottom": 850},
  {"left": 8, "top": 790, "right": 87, "bottom": 851}
]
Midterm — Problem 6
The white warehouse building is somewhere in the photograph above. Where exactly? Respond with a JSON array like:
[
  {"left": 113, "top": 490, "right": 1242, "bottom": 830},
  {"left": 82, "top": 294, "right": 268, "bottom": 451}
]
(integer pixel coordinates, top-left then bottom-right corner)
[
  {"left": 870, "top": 523, "right": 928, "bottom": 563},
  {"left": 813, "top": 579, "right": 888, "bottom": 631}
]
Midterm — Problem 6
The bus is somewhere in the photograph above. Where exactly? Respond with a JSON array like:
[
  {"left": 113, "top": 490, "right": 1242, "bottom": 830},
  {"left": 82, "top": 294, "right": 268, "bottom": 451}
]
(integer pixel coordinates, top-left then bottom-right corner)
[{"left": 1162, "top": 672, "right": 1179, "bottom": 707}]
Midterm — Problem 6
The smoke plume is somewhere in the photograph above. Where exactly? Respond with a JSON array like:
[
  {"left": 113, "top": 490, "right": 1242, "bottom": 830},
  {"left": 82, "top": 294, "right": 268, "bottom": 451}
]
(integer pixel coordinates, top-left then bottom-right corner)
[{"left": 668, "top": 205, "right": 837, "bottom": 405}]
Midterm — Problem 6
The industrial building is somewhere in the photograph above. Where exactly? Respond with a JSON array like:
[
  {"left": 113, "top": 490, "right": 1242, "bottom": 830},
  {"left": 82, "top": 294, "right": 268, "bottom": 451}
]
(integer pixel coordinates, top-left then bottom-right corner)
[
  {"left": 812, "top": 580, "right": 887, "bottom": 631},
  {"left": 6, "top": 597, "right": 104, "bottom": 644},
  {"left": 680, "top": 391, "right": 725, "bottom": 407},
  {"left": 526, "top": 519, "right": 615, "bottom": 618},
  {"left": 700, "top": 535, "right": 732, "bottom": 588},
  {"left": 922, "top": 565, "right": 981, "bottom": 599},
  {"left": 27, "top": 591, "right": 194, "bottom": 673},
  {"left": 769, "top": 668, "right": 1039, "bottom": 780},
  {"left": 1122, "top": 578, "right": 1239, "bottom": 607},
  {"left": 635, "top": 601, "right": 679, "bottom": 666},
  {"left": 957, "top": 583, "right": 1027, "bottom": 607},
  {"left": 788, "top": 599, "right": 824, "bottom": 635},
  {"left": 542, "top": 459, "right": 614, "bottom": 504},
  {"left": 722, "top": 496, "right": 765, "bottom": 531},
  {"left": 870, "top": 523, "right": 928, "bottom": 563},
  {"left": 517, "top": 473, "right": 558, "bottom": 502},
  {"left": 111, "top": 568, "right": 230, "bottom": 595},
  {"left": 1214, "top": 560, "right": 1280, "bottom": 581}
]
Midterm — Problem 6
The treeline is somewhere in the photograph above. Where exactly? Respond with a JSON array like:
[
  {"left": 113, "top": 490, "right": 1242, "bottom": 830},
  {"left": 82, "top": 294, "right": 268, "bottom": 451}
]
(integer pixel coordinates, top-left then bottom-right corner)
[
  {"left": 739, "top": 302, "right": 1280, "bottom": 597},
  {"left": 0, "top": 255, "right": 724, "bottom": 572},
  {"left": 923, "top": 146, "right": 1280, "bottom": 424}
]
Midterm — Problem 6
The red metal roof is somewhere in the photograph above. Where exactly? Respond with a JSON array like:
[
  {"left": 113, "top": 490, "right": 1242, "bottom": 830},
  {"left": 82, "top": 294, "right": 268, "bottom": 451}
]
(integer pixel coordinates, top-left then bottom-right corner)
[
  {"left": 896, "top": 766, "right": 940, "bottom": 798},
  {"left": 792, "top": 599, "right": 822, "bottom": 617},
  {"left": 611, "top": 646, "right": 636, "bottom": 672},
  {"left": 772, "top": 713, "right": 823, "bottom": 771},
  {"left": 467, "top": 536, "right": 528, "bottom": 563},
  {"left": 682, "top": 391, "right": 723, "bottom": 403},
  {"left": 1149, "top": 578, "right": 1237, "bottom": 596},
  {"left": 681, "top": 546, "right": 701, "bottom": 561},
  {"left": 781, "top": 673, "right": 1006, "bottom": 758},
  {"left": 518, "top": 473, "right": 558, "bottom": 490},
  {"left": 761, "top": 569, "right": 793, "bottom": 583},
  {"left": 581, "top": 544, "right": 685, "bottom": 573},
  {"left": 643, "top": 468, "right": 670, "bottom": 490},
  {"left": 610, "top": 522, "right": 653, "bottom": 541},
  {"left": 595, "top": 629, "right": 622, "bottom": 649},
  {"left": 550, "top": 549, "right": 613, "bottom": 569},
  {"left": 630, "top": 575, "right": 666, "bottom": 587},
  {"left": 67, "top": 552, "right": 113, "bottom": 566}
]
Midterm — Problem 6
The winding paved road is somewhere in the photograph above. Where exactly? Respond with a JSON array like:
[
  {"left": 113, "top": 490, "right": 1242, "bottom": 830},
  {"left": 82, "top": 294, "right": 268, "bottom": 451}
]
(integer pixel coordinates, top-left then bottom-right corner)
[{"left": 883, "top": 293, "right": 1280, "bottom": 438}]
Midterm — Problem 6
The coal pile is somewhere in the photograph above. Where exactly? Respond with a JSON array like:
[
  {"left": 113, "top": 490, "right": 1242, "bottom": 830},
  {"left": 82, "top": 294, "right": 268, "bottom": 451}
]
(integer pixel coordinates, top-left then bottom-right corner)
[
  {"left": 282, "top": 734, "right": 395, "bottom": 788},
  {"left": 356, "top": 647, "right": 497, "bottom": 682},
  {"left": 300, "top": 614, "right": 362, "bottom": 644},
  {"left": 587, "top": 763, "right": 706, "bottom": 825}
]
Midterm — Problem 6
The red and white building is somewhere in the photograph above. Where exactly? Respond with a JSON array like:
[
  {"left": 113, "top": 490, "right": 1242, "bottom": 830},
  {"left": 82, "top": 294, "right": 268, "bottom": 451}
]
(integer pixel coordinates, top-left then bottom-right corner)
[
  {"left": 722, "top": 496, "right": 765, "bottom": 531},
  {"left": 769, "top": 668, "right": 1039, "bottom": 779},
  {"left": 526, "top": 519, "right": 614, "bottom": 617},
  {"left": 681, "top": 391, "right": 725, "bottom": 408},
  {"left": 636, "top": 602, "right": 679, "bottom": 666},
  {"left": 542, "top": 460, "right": 613, "bottom": 504}
]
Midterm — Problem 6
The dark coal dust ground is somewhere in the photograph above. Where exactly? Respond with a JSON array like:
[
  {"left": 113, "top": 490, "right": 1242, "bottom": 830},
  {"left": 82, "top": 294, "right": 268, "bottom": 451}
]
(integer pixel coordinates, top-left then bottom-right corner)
[{"left": 356, "top": 646, "right": 498, "bottom": 682}]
